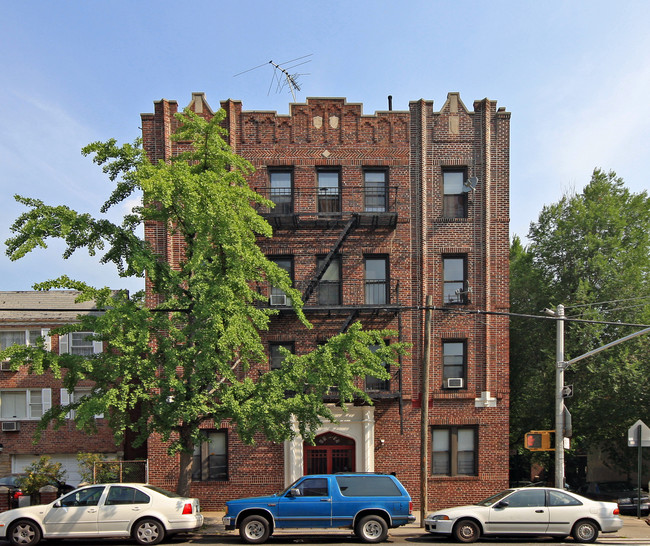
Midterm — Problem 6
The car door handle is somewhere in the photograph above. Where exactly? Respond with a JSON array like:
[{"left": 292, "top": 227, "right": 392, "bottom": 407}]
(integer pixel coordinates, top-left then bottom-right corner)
[
  {"left": 320, "top": 498, "right": 331, "bottom": 502},
  {"left": 87, "top": 508, "right": 97, "bottom": 513},
  {"left": 535, "top": 509, "right": 545, "bottom": 513},
  {"left": 132, "top": 507, "right": 141, "bottom": 511}
]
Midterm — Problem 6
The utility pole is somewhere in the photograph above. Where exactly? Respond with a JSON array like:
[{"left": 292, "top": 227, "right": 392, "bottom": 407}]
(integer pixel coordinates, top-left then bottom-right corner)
[
  {"left": 554, "top": 304, "right": 565, "bottom": 489},
  {"left": 420, "top": 295, "right": 432, "bottom": 526},
  {"left": 549, "top": 304, "right": 650, "bottom": 489}
]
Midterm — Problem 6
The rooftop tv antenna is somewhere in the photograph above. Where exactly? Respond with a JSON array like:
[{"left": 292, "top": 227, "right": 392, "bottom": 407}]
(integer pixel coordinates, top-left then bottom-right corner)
[{"left": 234, "top": 54, "right": 312, "bottom": 102}]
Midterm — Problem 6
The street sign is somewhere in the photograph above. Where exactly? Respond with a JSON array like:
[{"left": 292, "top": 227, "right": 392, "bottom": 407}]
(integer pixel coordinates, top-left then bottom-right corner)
[
  {"left": 561, "top": 385, "right": 573, "bottom": 398},
  {"left": 627, "top": 420, "right": 650, "bottom": 447}
]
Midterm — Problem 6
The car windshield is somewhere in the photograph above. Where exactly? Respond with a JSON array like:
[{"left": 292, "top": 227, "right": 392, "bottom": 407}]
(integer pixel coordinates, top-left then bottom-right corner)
[
  {"left": 475, "top": 489, "right": 515, "bottom": 506},
  {"left": 144, "top": 485, "right": 180, "bottom": 498}
]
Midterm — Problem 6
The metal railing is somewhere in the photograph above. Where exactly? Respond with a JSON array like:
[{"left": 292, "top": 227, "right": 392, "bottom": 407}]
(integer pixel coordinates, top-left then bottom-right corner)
[{"left": 254, "top": 187, "right": 399, "bottom": 215}]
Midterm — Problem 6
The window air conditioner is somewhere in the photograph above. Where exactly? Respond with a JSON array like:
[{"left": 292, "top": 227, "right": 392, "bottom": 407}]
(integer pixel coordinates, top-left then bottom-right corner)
[
  {"left": 445, "top": 377, "right": 464, "bottom": 389},
  {"left": 270, "top": 294, "right": 287, "bottom": 306},
  {"left": 1, "top": 359, "right": 14, "bottom": 371},
  {"left": 2, "top": 421, "right": 20, "bottom": 432}
]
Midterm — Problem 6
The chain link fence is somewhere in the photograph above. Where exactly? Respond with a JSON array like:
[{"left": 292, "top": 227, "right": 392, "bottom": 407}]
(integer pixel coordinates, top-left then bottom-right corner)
[{"left": 92, "top": 460, "right": 148, "bottom": 484}]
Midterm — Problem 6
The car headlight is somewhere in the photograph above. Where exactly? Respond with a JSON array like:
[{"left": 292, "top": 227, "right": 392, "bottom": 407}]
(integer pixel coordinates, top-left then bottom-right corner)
[
  {"left": 618, "top": 497, "right": 632, "bottom": 504},
  {"left": 427, "top": 515, "right": 451, "bottom": 521}
]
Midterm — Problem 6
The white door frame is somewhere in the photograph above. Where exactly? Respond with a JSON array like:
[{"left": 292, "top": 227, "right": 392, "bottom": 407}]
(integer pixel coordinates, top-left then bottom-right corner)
[{"left": 284, "top": 405, "right": 375, "bottom": 485}]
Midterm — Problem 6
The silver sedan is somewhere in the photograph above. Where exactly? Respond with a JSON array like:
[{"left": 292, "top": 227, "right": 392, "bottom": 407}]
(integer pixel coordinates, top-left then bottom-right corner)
[{"left": 424, "top": 487, "right": 622, "bottom": 543}]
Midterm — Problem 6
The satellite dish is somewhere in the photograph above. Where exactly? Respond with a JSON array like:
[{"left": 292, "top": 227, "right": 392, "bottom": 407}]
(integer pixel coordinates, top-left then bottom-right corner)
[{"left": 463, "top": 177, "right": 478, "bottom": 192}]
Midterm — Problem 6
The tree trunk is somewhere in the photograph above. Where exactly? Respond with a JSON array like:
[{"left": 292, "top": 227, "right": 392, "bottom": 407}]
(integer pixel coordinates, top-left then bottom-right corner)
[{"left": 177, "top": 425, "right": 194, "bottom": 497}]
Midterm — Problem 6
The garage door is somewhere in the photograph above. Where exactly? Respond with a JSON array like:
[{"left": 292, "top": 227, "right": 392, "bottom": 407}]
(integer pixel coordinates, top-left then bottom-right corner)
[{"left": 12, "top": 453, "right": 118, "bottom": 488}]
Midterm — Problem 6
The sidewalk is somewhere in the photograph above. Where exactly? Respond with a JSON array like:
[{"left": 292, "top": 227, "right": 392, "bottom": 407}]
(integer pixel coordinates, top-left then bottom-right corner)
[{"left": 197, "top": 512, "right": 650, "bottom": 542}]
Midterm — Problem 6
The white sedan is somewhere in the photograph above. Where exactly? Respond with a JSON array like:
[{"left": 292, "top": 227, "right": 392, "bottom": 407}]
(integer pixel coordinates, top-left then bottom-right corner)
[
  {"left": 0, "top": 483, "right": 203, "bottom": 546},
  {"left": 424, "top": 487, "right": 622, "bottom": 543}
]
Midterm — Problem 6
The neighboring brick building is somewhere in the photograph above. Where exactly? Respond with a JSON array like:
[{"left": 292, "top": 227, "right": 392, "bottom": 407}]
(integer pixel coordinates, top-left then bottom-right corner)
[
  {"left": 0, "top": 291, "right": 120, "bottom": 486},
  {"left": 140, "top": 92, "right": 511, "bottom": 511}
]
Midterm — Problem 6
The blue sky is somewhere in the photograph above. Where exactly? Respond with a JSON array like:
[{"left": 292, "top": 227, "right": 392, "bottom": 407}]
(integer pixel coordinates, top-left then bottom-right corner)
[{"left": 2, "top": 0, "right": 650, "bottom": 294}]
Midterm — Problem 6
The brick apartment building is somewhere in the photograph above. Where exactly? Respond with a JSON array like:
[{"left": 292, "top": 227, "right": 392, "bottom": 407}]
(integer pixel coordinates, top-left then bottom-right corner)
[
  {"left": 0, "top": 291, "right": 120, "bottom": 486},
  {"left": 140, "top": 92, "right": 511, "bottom": 511}
]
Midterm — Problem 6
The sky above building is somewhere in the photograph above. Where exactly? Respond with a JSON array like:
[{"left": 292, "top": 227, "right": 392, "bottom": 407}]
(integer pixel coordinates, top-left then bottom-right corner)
[{"left": 2, "top": 0, "right": 650, "bottom": 294}]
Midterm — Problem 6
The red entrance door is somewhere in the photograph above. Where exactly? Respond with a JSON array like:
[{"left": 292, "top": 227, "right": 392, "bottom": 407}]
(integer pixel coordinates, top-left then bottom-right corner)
[{"left": 305, "top": 432, "right": 355, "bottom": 474}]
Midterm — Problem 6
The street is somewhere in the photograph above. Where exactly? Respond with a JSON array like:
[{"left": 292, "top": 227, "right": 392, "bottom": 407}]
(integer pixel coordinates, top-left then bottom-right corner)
[{"left": 2, "top": 533, "right": 646, "bottom": 546}]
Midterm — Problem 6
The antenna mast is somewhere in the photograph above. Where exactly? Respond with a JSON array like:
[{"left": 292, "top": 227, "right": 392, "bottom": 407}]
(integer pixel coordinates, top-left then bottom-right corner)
[{"left": 234, "top": 54, "right": 312, "bottom": 102}]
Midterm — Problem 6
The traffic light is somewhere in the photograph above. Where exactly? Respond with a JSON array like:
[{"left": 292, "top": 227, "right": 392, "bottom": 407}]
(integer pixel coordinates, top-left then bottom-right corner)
[{"left": 524, "top": 430, "right": 553, "bottom": 451}]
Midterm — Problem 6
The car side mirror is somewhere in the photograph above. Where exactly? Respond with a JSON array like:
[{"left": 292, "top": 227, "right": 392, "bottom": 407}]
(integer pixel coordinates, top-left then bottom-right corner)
[
  {"left": 495, "top": 500, "right": 509, "bottom": 508},
  {"left": 289, "top": 488, "right": 301, "bottom": 497}
]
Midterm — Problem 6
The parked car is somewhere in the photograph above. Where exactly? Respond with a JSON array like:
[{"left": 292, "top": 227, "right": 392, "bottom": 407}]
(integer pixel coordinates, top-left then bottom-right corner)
[
  {"left": 0, "top": 474, "right": 74, "bottom": 508},
  {"left": 578, "top": 481, "right": 650, "bottom": 516},
  {"left": 0, "top": 483, "right": 203, "bottom": 546},
  {"left": 424, "top": 486, "right": 622, "bottom": 543},
  {"left": 223, "top": 473, "right": 415, "bottom": 543}
]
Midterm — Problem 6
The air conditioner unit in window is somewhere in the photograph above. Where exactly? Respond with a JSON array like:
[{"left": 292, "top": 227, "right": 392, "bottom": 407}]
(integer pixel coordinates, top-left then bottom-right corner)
[
  {"left": 1, "top": 359, "right": 15, "bottom": 371},
  {"left": 270, "top": 294, "right": 287, "bottom": 306},
  {"left": 445, "top": 377, "right": 464, "bottom": 389},
  {"left": 2, "top": 421, "right": 20, "bottom": 432}
]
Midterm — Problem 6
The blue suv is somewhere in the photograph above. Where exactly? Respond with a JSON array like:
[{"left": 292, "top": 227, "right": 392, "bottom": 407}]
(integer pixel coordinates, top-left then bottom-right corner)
[{"left": 223, "top": 473, "right": 415, "bottom": 543}]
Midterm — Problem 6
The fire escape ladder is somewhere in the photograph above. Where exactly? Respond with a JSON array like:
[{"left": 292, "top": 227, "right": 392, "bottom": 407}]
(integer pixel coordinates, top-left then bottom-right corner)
[
  {"left": 339, "top": 310, "right": 359, "bottom": 334},
  {"left": 302, "top": 215, "right": 357, "bottom": 303}
]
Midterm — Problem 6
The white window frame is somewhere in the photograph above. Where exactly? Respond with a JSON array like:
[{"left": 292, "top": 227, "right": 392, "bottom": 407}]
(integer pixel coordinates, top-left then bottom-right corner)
[
  {"left": 60, "top": 388, "right": 104, "bottom": 419},
  {"left": 59, "top": 332, "right": 102, "bottom": 355},
  {"left": 1, "top": 328, "right": 51, "bottom": 352},
  {"left": 0, "top": 389, "right": 52, "bottom": 420}
]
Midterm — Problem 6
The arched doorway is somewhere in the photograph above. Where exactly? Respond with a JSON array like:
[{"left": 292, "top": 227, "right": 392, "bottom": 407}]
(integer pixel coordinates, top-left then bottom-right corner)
[{"left": 304, "top": 432, "right": 355, "bottom": 474}]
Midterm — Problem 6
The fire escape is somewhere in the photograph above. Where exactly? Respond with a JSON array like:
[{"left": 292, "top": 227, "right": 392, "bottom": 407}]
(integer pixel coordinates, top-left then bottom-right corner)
[{"left": 256, "top": 183, "right": 403, "bottom": 406}]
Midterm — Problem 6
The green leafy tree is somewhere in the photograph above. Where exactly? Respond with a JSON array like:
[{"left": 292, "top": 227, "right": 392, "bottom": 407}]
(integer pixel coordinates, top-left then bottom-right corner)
[
  {"left": 3, "top": 109, "right": 408, "bottom": 496},
  {"left": 510, "top": 169, "right": 650, "bottom": 479}
]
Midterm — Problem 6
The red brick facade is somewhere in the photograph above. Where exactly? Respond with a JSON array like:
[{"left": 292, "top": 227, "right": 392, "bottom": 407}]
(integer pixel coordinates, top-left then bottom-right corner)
[
  {"left": 0, "top": 292, "right": 121, "bottom": 483},
  {"left": 140, "top": 93, "right": 510, "bottom": 511}
]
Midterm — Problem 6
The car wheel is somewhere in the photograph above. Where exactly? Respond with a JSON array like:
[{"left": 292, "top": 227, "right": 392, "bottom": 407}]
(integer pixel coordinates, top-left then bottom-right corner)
[
  {"left": 452, "top": 519, "right": 480, "bottom": 543},
  {"left": 239, "top": 515, "right": 271, "bottom": 544},
  {"left": 133, "top": 518, "right": 165, "bottom": 545},
  {"left": 571, "top": 519, "right": 598, "bottom": 543},
  {"left": 8, "top": 520, "right": 41, "bottom": 546},
  {"left": 355, "top": 515, "right": 388, "bottom": 543}
]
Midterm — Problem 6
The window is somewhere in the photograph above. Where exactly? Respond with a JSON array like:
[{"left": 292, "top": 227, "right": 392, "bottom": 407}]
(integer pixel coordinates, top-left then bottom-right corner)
[
  {"left": 192, "top": 430, "right": 227, "bottom": 481},
  {"left": 548, "top": 490, "right": 582, "bottom": 506},
  {"left": 317, "top": 255, "right": 341, "bottom": 305},
  {"left": 317, "top": 170, "right": 340, "bottom": 213},
  {"left": 443, "top": 170, "right": 467, "bottom": 218},
  {"left": 505, "top": 489, "right": 546, "bottom": 508},
  {"left": 269, "top": 342, "right": 294, "bottom": 370},
  {"left": 0, "top": 389, "right": 51, "bottom": 420},
  {"left": 0, "top": 330, "right": 44, "bottom": 350},
  {"left": 364, "top": 170, "right": 387, "bottom": 212},
  {"left": 365, "top": 344, "right": 390, "bottom": 391},
  {"left": 293, "top": 477, "right": 329, "bottom": 497},
  {"left": 270, "top": 257, "right": 293, "bottom": 306},
  {"left": 336, "top": 475, "right": 402, "bottom": 497},
  {"left": 59, "top": 332, "right": 102, "bottom": 355},
  {"left": 269, "top": 169, "right": 293, "bottom": 214},
  {"left": 365, "top": 257, "right": 388, "bottom": 304},
  {"left": 105, "top": 485, "right": 150, "bottom": 505},
  {"left": 443, "top": 256, "right": 468, "bottom": 304},
  {"left": 432, "top": 427, "right": 477, "bottom": 476},
  {"left": 60, "top": 388, "right": 104, "bottom": 419},
  {"left": 443, "top": 341, "right": 466, "bottom": 387},
  {"left": 60, "top": 486, "right": 105, "bottom": 507}
]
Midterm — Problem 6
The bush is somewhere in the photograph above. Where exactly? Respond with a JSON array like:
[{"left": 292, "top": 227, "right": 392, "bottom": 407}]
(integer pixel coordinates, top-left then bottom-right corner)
[{"left": 18, "top": 456, "right": 67, "bottom": 497}]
